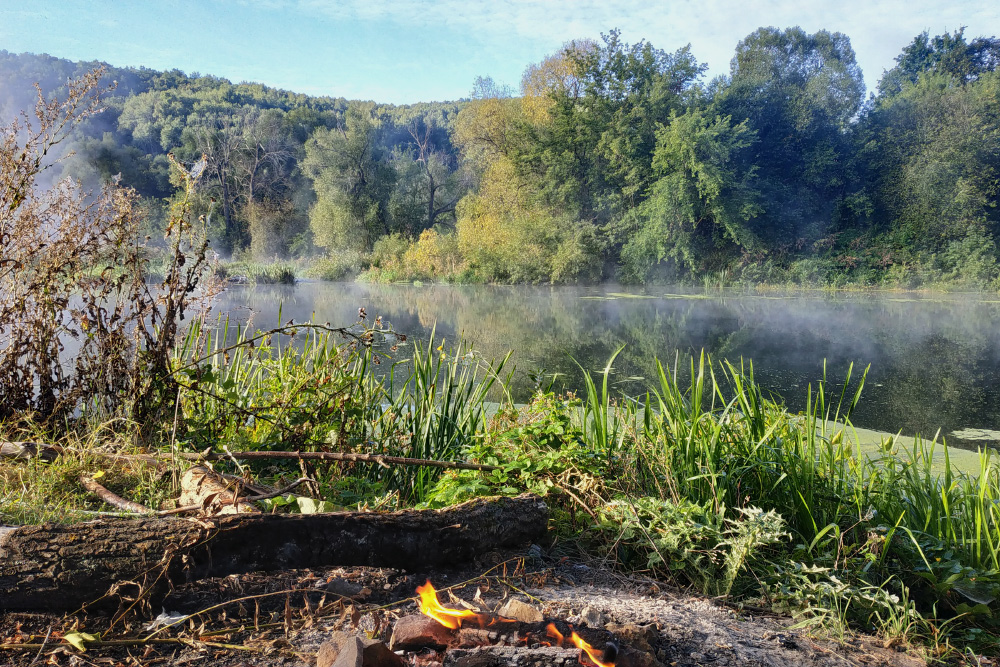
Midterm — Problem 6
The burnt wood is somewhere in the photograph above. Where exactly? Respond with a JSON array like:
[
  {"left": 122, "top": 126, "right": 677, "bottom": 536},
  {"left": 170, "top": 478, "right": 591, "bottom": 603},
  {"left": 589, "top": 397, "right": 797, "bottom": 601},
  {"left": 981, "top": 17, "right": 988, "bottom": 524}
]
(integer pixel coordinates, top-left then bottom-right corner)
[{"left": 0, "top": 494, "right": 547, "bottom": 612}]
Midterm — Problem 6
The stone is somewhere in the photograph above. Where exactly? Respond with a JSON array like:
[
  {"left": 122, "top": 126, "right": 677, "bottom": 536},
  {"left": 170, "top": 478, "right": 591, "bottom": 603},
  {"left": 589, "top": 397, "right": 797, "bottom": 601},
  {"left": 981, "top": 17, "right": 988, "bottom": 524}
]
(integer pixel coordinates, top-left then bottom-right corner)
[
  {"left": 616, "top": 646, "right": 662, "bottom": 667},
  {"left": 497, "top": 598, "right": 544, "bottom": 623},
  {"left": 604, "top": 622, "right": 657, "bottom": 653},
  {"left": 315, "top": 578, "right": 365, "bottom": 599},
  {"left": 579, "top": 606, "right": 604, "bottom": 628},
  {"left": 359, "top": 638, "right": 406, "bottom": 667},
  {"left": 332, "top": 638, "right": 364, "bottom": 667},
  {"left": 318, "top": 633, "right": 405, "bottom": 667},
  {"left": 316, "top": 631, "right": 355, "bottom": 667},
  {"left": 456, "top": 628, "right": 493, "bottom": 648},
  {"left": 389, "top": 614, "right": 456, "bottom": 650}
]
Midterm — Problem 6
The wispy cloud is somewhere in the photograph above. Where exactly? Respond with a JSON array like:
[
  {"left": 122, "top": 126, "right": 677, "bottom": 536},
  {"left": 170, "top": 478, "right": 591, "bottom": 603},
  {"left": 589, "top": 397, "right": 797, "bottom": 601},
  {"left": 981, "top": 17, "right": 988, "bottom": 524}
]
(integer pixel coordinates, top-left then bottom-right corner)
[{"left": 260, "top": 0, "right": 1000, "bottom": 90}]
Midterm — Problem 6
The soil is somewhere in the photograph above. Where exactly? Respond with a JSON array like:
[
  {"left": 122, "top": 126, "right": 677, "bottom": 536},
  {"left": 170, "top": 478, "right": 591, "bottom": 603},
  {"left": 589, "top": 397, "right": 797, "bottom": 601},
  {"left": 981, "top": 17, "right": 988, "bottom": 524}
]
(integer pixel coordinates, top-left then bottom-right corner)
[{"left": 0, "top": 550, "right": 956, "bottom": 667}]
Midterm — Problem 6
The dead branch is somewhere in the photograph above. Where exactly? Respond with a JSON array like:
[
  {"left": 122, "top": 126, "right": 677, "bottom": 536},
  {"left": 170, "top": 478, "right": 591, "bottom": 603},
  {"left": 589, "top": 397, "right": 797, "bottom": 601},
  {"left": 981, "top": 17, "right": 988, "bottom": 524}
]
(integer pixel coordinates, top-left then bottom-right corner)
[
  {"left": 79, "top": 474, "right": 154, "bottom": 515},
  {"left": 0, "top": 494, "right": 548, "bottom": 612},
  {"left": 2, "top": 441, "right": 498, "bottom": 471},
  {"left": 172, "top": 449, "right": 499, "bottom": 471},
  {"left": 0, "top": 441, "right": 61, "bottom": 461}
]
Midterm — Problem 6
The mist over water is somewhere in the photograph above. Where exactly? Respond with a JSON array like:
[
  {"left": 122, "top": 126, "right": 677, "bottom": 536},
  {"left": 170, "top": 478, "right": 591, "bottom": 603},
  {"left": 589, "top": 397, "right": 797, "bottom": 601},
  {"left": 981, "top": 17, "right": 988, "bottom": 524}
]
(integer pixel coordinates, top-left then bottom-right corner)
[{"left": 209, "top": 282, "right": 1000, "bottom": 452}]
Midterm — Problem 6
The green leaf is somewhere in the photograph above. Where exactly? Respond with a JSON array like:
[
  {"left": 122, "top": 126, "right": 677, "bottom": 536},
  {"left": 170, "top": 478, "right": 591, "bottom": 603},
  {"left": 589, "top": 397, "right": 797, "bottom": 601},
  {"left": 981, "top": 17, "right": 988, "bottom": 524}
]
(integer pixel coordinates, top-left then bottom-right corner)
[
  {"left": 296, "top": 497, "right": 337, "bottom": 514},
  {"left": 64, "top": 632, "right": 98, "bottom": 651}
]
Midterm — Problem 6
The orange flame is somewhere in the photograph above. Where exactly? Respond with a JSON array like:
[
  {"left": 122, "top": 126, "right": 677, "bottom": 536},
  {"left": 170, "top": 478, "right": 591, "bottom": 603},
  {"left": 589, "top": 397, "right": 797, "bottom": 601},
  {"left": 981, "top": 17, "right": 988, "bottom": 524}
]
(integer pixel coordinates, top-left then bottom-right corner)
[
  {"left": 571, "top": 632, "right": 615, "bottom": 667},
  {"left": 416, "top": 581, "right": 478, "bottom": 629},
  {"left": 546, "top": 623, "right": 565, "bottom": 646}
]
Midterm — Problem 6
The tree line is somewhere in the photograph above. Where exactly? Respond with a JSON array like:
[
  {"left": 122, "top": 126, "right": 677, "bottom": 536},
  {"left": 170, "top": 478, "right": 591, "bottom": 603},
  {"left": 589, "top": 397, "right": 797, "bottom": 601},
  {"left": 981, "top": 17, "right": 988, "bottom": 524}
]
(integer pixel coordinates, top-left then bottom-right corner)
[{"left": 2, "top": 25, "right": 999, "bottom": 286}]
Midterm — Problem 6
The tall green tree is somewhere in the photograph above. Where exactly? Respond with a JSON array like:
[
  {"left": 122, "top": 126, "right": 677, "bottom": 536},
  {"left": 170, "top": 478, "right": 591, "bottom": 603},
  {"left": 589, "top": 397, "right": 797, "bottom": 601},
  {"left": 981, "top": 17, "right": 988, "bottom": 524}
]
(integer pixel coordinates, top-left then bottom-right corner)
[
  {"left": 860, "top": 69, "right": 1000, "bottom": 282},
  {"left": 304, "top": 102, "right": 396, "bottom": 251},
  {"left": 878, "top": 29, "right": 1000, "bottom": 98},
  {"left": 621, "top": 109, "right": 760, "bottom": 279},
  {"left": 712, "top": 27, "right": 865, "bottom": 247},
  {"left": 525, "top": 31, "right": 705, "bottom": 223}
]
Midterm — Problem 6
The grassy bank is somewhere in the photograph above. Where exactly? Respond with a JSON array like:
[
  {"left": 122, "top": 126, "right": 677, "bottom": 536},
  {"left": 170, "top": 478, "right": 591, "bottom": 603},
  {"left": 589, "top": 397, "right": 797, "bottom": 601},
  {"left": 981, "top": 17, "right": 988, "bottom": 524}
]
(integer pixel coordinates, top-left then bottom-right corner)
[
  {"left": 2, "top": 327, "right": 998, "bottom": 657},
  {"left": 233, "top": 247, "right": 1000, "bottom": 294}
]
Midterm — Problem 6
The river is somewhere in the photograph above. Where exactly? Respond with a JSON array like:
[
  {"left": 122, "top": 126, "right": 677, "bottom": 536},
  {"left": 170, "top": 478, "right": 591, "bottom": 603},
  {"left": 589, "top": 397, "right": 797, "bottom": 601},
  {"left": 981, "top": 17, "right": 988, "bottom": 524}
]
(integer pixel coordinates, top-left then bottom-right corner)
[{"left": 209, "top": 281, "right": 1000, "bottom": 452}]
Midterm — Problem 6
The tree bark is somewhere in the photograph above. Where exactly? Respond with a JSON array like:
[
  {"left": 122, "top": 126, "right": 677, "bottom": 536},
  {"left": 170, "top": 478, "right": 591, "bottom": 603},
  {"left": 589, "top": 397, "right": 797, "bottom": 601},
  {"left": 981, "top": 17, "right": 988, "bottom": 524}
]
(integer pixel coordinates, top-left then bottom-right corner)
[{"left": 0, "top": 494, "right": 547, "bottom": 612}]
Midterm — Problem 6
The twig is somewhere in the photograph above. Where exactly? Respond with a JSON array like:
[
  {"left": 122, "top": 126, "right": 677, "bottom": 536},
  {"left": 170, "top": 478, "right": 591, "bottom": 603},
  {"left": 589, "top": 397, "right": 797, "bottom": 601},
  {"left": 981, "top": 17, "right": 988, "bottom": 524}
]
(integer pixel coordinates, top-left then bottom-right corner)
[
  {"left": 1, "top": 638, "right": 253, "bottom": 650},
  {"left": 79, "top": 474, "right": 154, "bottom": 515},
  {"left": 155, "top": 476, "right": 313, "bottom": 516},
  {"left": 555, "top": 483, "right": 599, "bottom": 522},
  {"left": 25, "top": 626, "right": 50, "bottom": 667}
]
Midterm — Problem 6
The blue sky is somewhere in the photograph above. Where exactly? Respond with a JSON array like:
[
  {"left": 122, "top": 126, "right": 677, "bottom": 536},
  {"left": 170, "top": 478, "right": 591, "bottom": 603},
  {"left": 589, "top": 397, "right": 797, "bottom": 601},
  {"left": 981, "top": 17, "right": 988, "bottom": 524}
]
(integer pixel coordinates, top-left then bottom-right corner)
[{"left": 1, "top": 0, "right": 998, "bottom": 103}]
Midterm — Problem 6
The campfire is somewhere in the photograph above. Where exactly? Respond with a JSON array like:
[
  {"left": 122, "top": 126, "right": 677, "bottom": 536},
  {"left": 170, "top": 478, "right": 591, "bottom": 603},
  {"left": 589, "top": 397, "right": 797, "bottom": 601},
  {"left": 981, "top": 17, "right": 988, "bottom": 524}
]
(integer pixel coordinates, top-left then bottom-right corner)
[
  {"left": 414, "top": 581, "right": 615, "bottom": 667},
  {"left": 314, "top": 580, "right": 652, "bottom": 667}
]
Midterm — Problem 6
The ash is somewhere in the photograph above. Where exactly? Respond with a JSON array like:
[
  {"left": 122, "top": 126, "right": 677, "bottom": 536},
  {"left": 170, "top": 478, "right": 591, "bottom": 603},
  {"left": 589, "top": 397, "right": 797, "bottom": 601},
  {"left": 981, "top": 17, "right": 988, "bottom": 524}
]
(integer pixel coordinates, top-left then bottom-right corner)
[{"left": 0, "top": 556, "right": 928, "bottom": 667}]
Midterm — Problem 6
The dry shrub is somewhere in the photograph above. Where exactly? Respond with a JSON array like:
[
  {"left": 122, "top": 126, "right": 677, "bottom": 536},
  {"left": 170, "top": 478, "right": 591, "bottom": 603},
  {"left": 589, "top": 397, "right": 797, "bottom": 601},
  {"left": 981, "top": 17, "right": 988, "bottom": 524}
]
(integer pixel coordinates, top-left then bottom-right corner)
[{"left": 0, "top": 70, "right": 215, "bottom": 427}]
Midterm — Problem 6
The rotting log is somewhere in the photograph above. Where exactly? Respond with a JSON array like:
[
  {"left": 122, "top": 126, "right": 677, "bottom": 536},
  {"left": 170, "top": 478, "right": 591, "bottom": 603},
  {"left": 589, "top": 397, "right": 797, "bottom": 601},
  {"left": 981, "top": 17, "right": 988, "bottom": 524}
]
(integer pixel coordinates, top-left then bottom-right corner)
[{"left": 0, "top": 494, "right": 547, "bottom": 612}]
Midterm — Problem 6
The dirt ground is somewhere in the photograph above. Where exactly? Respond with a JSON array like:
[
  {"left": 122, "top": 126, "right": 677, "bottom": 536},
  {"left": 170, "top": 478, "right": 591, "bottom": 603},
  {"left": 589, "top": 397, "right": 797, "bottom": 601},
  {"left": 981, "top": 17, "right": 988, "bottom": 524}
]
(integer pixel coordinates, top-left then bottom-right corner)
[{"left": 0, "top": 554, "right": 978, "bottom": 667}]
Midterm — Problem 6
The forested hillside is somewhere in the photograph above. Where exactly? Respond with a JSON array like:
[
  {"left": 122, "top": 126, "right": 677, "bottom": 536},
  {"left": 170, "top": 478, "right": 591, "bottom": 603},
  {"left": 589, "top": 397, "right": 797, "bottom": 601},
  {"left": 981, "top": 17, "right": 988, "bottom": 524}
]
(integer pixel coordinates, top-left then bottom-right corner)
[{"left": 3, "top": 25, "right": 999, "bottom": 287}]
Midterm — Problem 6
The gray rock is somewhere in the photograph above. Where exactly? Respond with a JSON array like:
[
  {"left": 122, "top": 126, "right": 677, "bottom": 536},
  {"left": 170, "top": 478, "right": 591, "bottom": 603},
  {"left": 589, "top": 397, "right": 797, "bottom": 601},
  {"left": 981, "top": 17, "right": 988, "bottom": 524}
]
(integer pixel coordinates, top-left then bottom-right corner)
[
  {"left": 580, "top": 606, "right": 604, "bottom": 628},
  {"left": 497, "top": 598, "right": 544, "bottom": 623}
]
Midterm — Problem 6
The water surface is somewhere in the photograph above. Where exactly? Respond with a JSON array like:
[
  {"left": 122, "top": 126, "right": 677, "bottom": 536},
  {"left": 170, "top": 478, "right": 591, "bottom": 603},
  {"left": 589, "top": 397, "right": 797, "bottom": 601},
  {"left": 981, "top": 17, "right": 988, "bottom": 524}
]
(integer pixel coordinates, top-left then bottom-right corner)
[{"left": 210, "top": 282, "right": 1000, "bottom": 452}]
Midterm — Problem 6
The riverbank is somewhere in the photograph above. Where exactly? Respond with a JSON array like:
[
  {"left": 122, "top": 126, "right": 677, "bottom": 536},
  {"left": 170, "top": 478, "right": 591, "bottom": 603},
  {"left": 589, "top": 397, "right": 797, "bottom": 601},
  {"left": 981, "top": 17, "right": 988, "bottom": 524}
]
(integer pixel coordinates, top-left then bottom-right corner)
[
  {"left": 2, "top": 330, "right": 998, "bottom": 657},
  {"left": 204, "top": 254, "right": 1000, "bottom": 294}
]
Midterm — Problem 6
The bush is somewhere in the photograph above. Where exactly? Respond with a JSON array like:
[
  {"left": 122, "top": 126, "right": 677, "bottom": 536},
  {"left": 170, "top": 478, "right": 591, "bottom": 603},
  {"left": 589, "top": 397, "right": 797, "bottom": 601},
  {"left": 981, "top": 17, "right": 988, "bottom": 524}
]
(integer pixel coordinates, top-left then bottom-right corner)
[
  {"left": 370, "top": 233, "right": 410, "bottom": 268},
  {"left": 402, "top": 229, "right": 464, "bottom": 280},
  {"left": 306, "top": 250, "right": 367, "bottom": 281}
]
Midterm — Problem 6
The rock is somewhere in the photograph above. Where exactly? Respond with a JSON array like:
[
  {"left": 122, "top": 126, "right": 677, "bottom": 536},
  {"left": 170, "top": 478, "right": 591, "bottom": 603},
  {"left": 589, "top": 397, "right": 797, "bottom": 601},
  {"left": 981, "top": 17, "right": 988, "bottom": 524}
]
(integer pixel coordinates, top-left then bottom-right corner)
[
  {"left": 317, "top": 633, "right": 405, "bottom": 667},
  {"left": 579, "top": 606, "right": 604, "bottom": 628},
  {"left": 605, "top": 622, "right": 657, "bottom": 653},
  {"left": 616, "top": 646, "right": 661, "bottom": 667},
  {"left": 389, "top": 614, "right": 456, "bottom": 650},
  {"left": 332, "top": 638, "right": 364, "bottom": 667},
  {"left": 359, "top": 638, "right": 406, "bottom": 667},
  {"left": 497, "top": 598, "right": 543, "bottom": 623},
  {"left": 317, "top": 631, "right": 355, "bottom": 667}
]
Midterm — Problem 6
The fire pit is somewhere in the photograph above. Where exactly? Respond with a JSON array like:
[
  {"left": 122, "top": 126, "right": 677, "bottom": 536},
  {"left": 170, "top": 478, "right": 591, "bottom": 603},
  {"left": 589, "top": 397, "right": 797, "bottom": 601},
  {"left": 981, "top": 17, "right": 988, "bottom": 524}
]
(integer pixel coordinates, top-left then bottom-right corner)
[{"left": 318, "top": 580, "right": 650, "bottom": 667}]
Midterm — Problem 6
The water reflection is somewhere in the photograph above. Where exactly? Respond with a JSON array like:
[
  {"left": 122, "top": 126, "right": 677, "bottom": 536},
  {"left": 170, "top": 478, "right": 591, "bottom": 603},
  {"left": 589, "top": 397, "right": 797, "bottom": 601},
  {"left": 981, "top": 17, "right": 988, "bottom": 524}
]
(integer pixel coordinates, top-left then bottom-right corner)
[{"left": 208, "top": 282, "right": 1000, "bottom": 451}]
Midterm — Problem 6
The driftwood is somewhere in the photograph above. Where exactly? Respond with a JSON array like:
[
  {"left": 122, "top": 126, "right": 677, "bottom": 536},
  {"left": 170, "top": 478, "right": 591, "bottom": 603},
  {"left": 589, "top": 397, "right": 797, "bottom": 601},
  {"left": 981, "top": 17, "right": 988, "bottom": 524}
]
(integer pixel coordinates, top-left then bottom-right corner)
[
  {"left": 169, "top": 449, "right": 501, "bottom": 471},
  {"left": 0, "top": 494, "right": 548, "bottom": 612},
  {"left": 160, "top": 473, "right": 313, "bottom": 516}
]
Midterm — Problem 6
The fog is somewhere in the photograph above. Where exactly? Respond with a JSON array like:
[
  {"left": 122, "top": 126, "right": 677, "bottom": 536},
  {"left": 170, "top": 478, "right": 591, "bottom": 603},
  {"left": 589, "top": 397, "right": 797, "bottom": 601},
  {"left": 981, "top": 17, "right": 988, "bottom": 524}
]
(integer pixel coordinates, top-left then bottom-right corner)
[{"left": 207, "top": 282, "right": 1000, "bottom": 451}]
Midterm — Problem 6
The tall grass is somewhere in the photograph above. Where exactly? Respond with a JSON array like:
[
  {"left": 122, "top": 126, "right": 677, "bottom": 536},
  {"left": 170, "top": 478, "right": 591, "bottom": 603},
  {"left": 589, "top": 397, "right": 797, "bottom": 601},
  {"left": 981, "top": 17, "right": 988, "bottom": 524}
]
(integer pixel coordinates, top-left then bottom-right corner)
[
  {"left": 170, "top": 319, "right": 512, "bottom": 504},
  {"left": 371, "top": 332, "right": 513, "bottom": 500}
]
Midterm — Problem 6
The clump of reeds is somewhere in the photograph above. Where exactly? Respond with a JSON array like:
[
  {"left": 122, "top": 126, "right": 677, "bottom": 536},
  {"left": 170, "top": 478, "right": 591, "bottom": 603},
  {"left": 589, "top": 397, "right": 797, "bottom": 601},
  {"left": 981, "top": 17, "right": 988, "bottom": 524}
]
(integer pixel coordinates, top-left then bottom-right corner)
[{"left": 215, "top": 260, "right": 297, "bottom": 284}]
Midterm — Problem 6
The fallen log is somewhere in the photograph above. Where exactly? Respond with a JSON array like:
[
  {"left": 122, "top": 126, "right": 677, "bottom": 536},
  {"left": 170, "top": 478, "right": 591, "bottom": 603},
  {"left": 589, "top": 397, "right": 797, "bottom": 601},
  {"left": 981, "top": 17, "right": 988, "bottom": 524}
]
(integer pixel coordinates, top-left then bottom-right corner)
[{"left": 0, "top": 494, "right": 547, "bottom": 613}]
